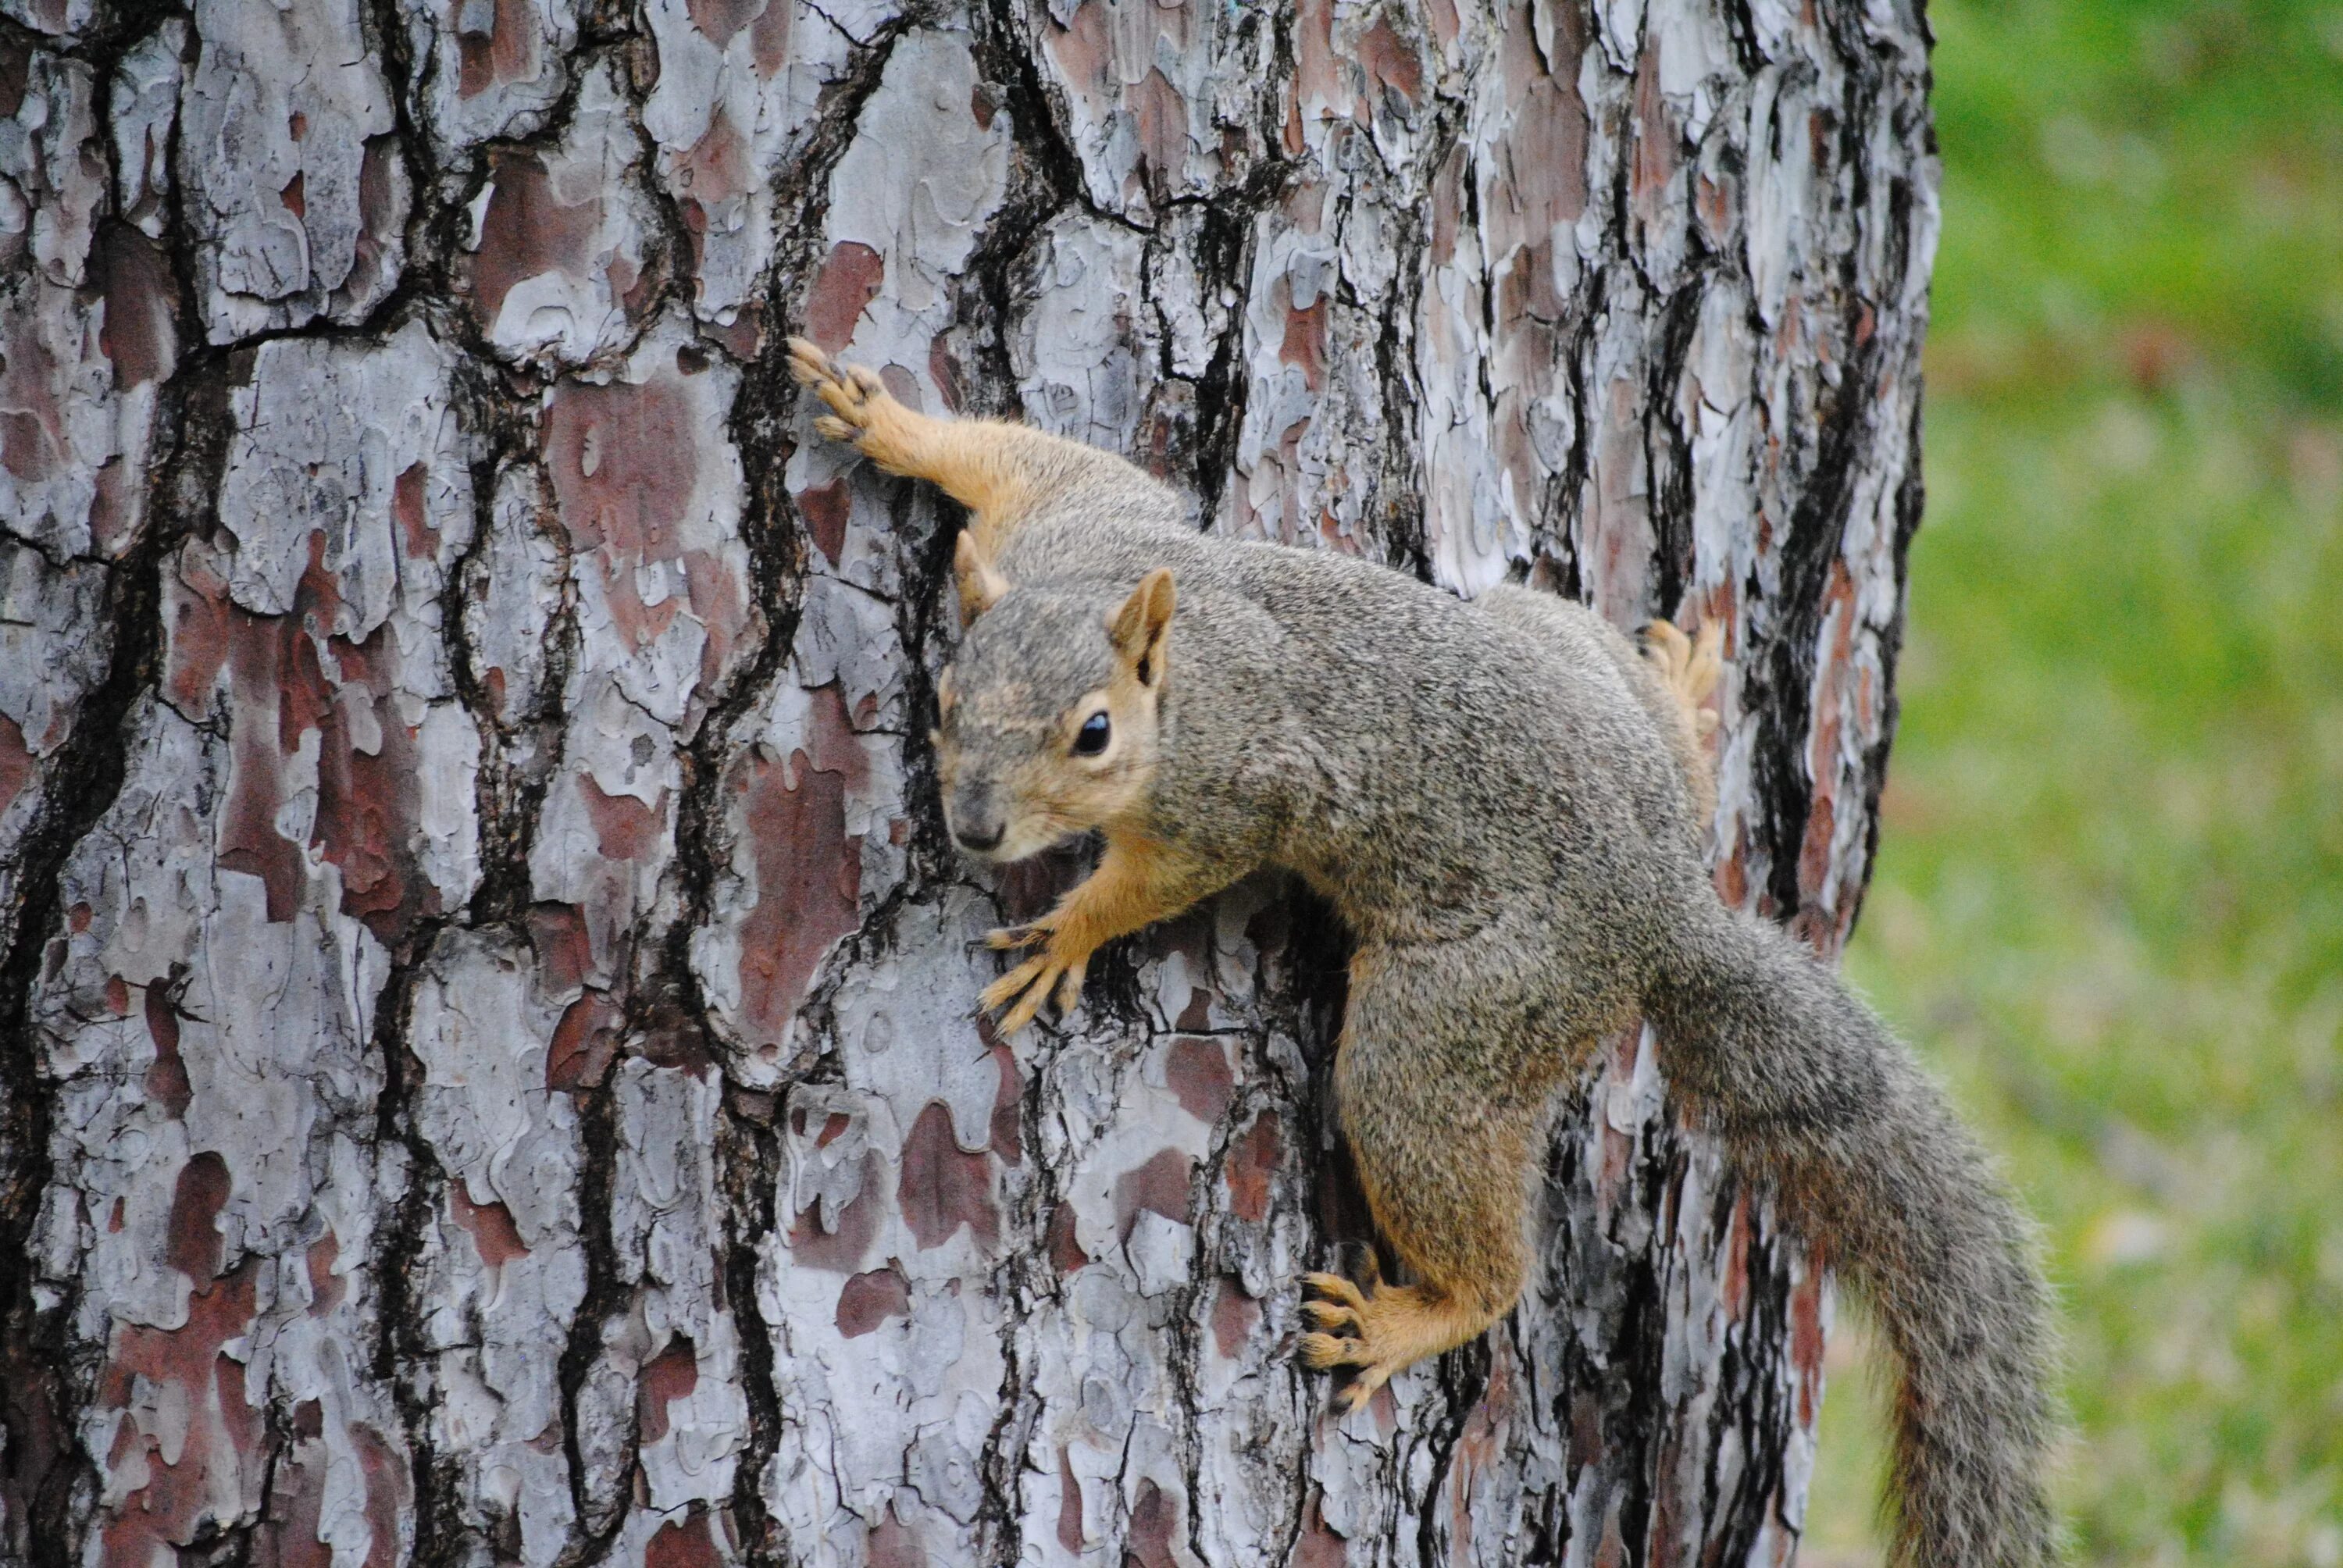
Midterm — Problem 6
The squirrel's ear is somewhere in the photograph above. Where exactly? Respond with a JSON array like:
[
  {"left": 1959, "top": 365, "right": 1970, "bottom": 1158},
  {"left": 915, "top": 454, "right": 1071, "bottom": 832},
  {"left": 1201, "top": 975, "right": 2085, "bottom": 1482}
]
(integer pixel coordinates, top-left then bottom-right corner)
[
  {"left": 1107, "top": 567, "right": 1175, "bottom": 689},
  {"left": 954, "top": 533, "right": 1008, "bottom": 626}
]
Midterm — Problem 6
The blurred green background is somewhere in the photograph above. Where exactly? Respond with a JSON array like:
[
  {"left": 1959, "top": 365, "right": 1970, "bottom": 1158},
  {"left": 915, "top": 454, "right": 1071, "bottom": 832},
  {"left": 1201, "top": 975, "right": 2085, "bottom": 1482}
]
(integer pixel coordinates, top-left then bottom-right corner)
[{"left": 1801, "top": 0, "right": 2343, "bottom": 1560}]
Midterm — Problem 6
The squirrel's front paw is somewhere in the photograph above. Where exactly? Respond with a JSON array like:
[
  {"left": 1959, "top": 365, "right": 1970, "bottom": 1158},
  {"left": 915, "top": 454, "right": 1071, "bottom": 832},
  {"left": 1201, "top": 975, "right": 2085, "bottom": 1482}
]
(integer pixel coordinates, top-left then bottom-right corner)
[
  {"left": 979, "top": 938, "right": 1091, "bottom": 1035},
  {"left": 786, "top": 337, "right": 896, "bottom": 454}
]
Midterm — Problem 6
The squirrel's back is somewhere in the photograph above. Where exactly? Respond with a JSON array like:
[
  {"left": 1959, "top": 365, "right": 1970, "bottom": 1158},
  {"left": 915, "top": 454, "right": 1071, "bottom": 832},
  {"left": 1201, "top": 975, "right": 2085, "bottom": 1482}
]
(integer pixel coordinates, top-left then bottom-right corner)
[{"left": 1000, "top": 510, "right": 1709, "bottom": 952}]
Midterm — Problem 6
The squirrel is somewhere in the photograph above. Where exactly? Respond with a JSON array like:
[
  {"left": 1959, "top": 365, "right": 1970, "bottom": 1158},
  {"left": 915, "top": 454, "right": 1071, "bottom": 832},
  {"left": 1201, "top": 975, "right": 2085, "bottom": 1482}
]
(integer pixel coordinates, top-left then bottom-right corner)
[{"left": 787, "top": 340, "right": 2058, "bottom": 1567}]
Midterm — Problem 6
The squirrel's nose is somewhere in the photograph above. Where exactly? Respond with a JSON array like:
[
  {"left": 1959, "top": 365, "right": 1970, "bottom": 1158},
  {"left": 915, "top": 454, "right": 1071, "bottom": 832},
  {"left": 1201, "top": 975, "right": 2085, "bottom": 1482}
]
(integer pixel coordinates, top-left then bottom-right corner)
[
  {"left": 953, "top": 819, "right": 1004, "bottom": 854},
  {"left": 950, "top": 787, "right": 1006, "bottom": 854}
]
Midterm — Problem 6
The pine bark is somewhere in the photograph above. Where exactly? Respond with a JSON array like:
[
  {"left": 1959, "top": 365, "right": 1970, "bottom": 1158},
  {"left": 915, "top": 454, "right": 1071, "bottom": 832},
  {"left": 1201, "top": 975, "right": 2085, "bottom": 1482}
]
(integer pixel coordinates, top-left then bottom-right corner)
[{"left": 0, "top": 1, "right": 1933, "bottom": 1564}]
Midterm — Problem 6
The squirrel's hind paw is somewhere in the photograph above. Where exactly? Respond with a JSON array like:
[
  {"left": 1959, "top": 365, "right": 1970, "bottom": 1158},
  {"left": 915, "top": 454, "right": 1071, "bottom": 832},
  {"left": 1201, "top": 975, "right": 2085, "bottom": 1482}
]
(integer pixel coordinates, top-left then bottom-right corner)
[{"left": 1293, "top": 1272, "right": 1496, "bottom": 1417}]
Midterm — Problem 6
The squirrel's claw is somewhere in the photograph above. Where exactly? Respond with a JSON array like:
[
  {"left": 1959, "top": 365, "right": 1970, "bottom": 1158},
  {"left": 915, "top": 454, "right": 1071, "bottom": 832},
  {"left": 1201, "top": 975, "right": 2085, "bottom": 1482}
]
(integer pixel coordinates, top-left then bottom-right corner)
[
  {"left": 783, "top": 337, "right": 832, "bottom": 386},
  {"left": 979, "top": 954, "right": 1054, "bottom": 1034},
  {"left": 1332, "top": 1366, "right": 1393, "bottom": 1414},
  {"left": 787, "top": 337, "right": 885, "bottom": 442},
  {"left": 1052, "top": 956, "right": 1089, "bottom": 1015},
  {"left": 1300, "top": 1299, "right": 1362, "bottom": 1335},
  {"left": 1295, "top": 1269, "right": 1450, "bottom": 1417},
  {"left": 980, "top": 920, "right": 1093, "bottom": 1033},
  {"left": 1300, "top": 1270, "right": 1369, "bottom": 1313},
  {"left": 1296, "top": 1331, "right": 1364, "bottom": 1372},
  {"left": 981, "top": 944, "right": 1089, "bottom": 1035},
  {"left": 1297, "top": 1334, "right": 1393, "bottom": 1414}
]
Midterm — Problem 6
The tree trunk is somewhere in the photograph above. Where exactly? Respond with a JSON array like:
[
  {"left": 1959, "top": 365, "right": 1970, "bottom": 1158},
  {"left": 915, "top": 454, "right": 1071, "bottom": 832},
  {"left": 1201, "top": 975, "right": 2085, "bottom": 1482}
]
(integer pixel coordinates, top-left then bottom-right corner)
[{"left": 0, "top": 0, "right": 1933, "bottom": 1563}]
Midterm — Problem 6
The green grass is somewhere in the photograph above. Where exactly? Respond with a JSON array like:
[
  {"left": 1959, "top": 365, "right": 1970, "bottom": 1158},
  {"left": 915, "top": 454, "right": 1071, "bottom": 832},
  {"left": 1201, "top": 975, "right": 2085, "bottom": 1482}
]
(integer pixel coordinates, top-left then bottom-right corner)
[{"left": 1801, "top": 0, "right": 2343, "bottom": 1560}]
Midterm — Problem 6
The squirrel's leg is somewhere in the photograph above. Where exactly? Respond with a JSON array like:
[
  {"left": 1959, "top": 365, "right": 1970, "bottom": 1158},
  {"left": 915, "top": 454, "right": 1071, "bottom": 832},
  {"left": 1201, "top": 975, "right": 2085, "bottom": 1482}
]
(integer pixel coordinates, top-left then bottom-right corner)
[
  {"left": 979, "top": 836, "right": 1222, "bottom": 1035},
  {"left": 1297, "top": 981, "right": 1550, "bottom": 1412},
  {"left": 787, "top": 338, "right": 1109, "bottom": 551}
]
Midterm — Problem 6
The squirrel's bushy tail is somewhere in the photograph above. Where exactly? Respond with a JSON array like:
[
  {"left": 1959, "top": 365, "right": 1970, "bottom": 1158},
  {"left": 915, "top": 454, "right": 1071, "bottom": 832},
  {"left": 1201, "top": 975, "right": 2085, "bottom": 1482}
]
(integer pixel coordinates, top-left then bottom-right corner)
[{"left": 1646, "top": 907, "right": 2059, "bottom": 1568}]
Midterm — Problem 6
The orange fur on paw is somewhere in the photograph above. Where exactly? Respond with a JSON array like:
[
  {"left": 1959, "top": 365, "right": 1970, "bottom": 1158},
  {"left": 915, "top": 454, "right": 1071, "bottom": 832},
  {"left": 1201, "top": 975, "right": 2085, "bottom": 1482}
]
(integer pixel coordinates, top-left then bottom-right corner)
[
  {"left": 1643, "top": 618, "right": 1724, "bottom": 740},
  {"left": 979, "top": 935, "right": 1093, "bottom": 1035},
  {"left": 786, "top": 337, "right": 918, "bottom": 472},
  {"left": 1296, "top": 1271, "right": 1495, "bottom": 1414}
]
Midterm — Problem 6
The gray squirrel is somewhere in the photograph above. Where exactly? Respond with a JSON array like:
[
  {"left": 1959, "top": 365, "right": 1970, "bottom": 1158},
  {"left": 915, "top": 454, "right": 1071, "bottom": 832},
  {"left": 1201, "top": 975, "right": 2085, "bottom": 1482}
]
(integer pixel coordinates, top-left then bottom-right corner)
[{"left": 790, "top": 339, "right": 2059, "bottom": 1566}]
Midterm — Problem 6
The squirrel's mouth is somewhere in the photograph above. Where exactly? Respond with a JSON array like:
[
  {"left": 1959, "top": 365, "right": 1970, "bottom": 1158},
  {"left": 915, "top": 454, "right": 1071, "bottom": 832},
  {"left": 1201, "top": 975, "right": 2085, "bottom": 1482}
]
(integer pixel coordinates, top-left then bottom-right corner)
[{"left": 948, "top": 811, "right": 1083, "bottom": 866}]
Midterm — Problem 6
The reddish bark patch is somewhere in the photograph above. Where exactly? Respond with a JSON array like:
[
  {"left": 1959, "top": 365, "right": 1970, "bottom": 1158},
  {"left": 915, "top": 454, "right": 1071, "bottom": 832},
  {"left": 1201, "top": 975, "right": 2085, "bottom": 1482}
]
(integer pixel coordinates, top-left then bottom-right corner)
[
  {"left": 796, "top": 477, "right": 849, "bottom": 568},
  {"left": 1720, "top": 1189, "right": 1752, "bottom": 1319},
  {"left": 166, "top": 1152, "right": 230, "bottom": 1284},
  {"left": 1278, "top": 283, "right": 1328, "bottom": 393},
  {"left": 0, "top": 305, "right": 63, "bottom": 485},
  {"left": 988, "top": 1042, "right": 1023, "bottom": 1160},
  {"left": 216, "top": 610, "right": 311, "bottom": 923},
  {"left": 448, "top": 1181, "right": 530, "bottom": 1270},
  {"left": 802, "top": 241, "right": 884, "bottom": 351},
  {"left": 1791, "top": 1262, "right": 1827, "bottom": 1425},
  {"left": 1223, "top": 1113, "right": 1279, "bottom": 1224},
  {"left": 0, "top": 716, "right": 29, "bottom": 826},
  {"left": 1114, "top": 1149, "right": 1193, "bottom": 1242},
  {"left": 580, "top": 778, "right": 667, "bottom": 863},
  {"left": 788, "top": 1151, "right": 882, "bottom": 1273},
  {"left": 543, "top": 373, "right": 747, "bottom": 686},
  {"left": 647, "top": 1513, "right": 723, "bottom": 1568},
  {"left": 94, "top": 222, "right": 177, "bottom": 390},
  {"left": 1129, "top": 66, "right": 1187, "bottom": 191},
  {"left": 733, "top": 684, "right": 867, "bottom": 1043},
  {"left": 1043, "top": 0, "right": 1110, "bottom": 105},
  {"left": 472, "top": 148, "right": 601, "bottom": 329},
  {"left": 547, "top": 988, "right": 622, "bottom": 1090},
  {"left": 1208, "top": 1276, "right": 1258, "bottom": 1360},
  {"left": 1125, "top": 1480, "right": 1178, "bottom": 1568},
  {"left": 456, "top": 0, "right": 540, "bottom": 100},
  {"left": 391, "top": 461, "right": 433, "bottom": 557},
  {"left": 685, "top": 0, "right": 763, "bottom": 47},
  {"left": 1044, "top": 1200, "right": 1088, "bottom": 1274},
  {"left": 350, "top": 1423, "right": 405, "bottom": 1568},
  {"left": 162, "top": 554, "right": 235, "bottom": 718},
  {"left": 672, "top": 109, "right": 752, "bottom": 278},
  {"left": 1495, "top": 5, "right": 1589, "bottom": 231},
  {"left": 748, "top": 0, "right": 791, "bottom": 72},
  {"left": 1293, "top": 0, "right": 1341, "bottom": 118},
  {"left": 1294, "top": 1495, "right": 1348, "bottom": 1568},
  {"left": 637, "top": 1335, "right": 698, "bottom": 1445},
  {"left": 1056, "top": 1446, "right": 1084, "bottom": 1552},
  {"left": 305, "top": 1234, "right": 344, "bottom": 1317},
  {"left": 526, "top": 901, "right": 594, "bottom": 996},
  {"left": 866, "top": 1505, "right": 925, "bottom": 1568},
  {"left": 141, "top": 984, "right": 190, "bottom": 1120},
  {"left": 280, "top": 171, "right": 305, "bottom": 221},
  {"left": 1164, "top": 1035, "right": 1233, "bottom": 1124},
  {"left": 97, "top": 1260, "right": 263, "bottom": 1568},
  {"left": 313, "top": 622, "right": 438, "bottom": 944},
  {"left": 252, "top": 1438, "right": 330, "bottom": 1568},
  {"left": 835, "top": 1263, "right": 911, "bottom": 1338},
  {"left": 1630, "top": 43, "right": 1679, "bottom": 219},
  {"left": 898, "top": 1100, "right": 997, "bottom": 1250},
  {"left": 1356, "top": 18, "right": 1422, "bottom": 109}
]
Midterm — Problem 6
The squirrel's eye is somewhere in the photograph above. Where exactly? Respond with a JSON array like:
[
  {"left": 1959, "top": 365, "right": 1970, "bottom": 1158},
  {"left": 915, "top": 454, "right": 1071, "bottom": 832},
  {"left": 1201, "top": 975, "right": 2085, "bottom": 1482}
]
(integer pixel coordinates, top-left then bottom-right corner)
[{"left": 1072, "top": 711, "right": 1111, "bottom": 757}]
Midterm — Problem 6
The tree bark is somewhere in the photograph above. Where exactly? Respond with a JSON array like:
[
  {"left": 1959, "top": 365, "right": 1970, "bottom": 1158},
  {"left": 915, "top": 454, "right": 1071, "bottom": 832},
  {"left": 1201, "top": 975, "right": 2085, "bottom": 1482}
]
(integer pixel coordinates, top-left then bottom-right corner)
[{"left": 0, "top": 0, "right": 1934, "bottom": 1563}]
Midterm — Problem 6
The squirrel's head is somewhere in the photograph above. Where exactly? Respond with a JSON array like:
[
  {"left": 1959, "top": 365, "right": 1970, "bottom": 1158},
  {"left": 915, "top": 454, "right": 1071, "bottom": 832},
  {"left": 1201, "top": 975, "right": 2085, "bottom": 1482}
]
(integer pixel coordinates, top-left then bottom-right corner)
[{"left": 931, "top": 554, "right": 1175, "bottom": 863}]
